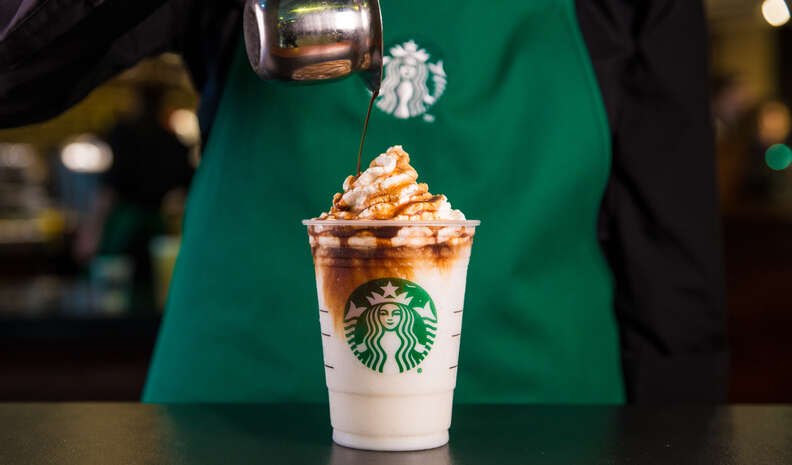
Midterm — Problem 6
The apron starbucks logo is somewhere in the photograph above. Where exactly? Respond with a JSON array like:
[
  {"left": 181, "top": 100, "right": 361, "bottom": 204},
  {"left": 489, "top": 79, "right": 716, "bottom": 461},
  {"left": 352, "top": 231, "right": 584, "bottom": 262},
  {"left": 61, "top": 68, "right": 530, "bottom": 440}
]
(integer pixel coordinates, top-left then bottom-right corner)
[
  {"left": 344, "top": 278, "right": 437, "bottom": 373},
  {"left": 376, "top": 40, "right": 446, "bottom": 123}
]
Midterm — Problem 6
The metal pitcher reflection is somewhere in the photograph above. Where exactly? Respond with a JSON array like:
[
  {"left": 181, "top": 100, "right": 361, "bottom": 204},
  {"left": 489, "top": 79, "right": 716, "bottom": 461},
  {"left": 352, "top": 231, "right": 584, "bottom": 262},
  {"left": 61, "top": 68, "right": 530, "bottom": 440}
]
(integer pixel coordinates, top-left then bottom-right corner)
[{"left": 243, "top": 0, "right": 383, "bottom": 92}]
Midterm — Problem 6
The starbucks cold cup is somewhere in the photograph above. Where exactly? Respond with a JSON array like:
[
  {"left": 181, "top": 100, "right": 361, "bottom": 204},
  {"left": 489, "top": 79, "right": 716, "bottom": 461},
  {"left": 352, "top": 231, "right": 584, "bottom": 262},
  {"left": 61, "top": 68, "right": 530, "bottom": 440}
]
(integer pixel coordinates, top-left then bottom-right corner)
[{"left": 303, "top": 219, "right": 478, "bottom": 451}]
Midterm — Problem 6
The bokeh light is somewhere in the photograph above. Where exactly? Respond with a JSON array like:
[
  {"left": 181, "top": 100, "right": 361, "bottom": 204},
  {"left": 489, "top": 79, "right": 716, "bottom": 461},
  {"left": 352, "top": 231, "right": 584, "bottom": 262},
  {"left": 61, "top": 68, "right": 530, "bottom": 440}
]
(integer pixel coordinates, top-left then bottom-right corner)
[
  {"left": 762, "top": 0, "right": 790, "bottom": 27},
  {"left": 765, "top": 144, "right": 792, "bottom": 170},
  {"left": 758, "top": 101, "right": 791, "bottom": 145},
  {"left": 0, "top": 143, "right": 35, "bottom": 168},
  {"left": 168, "top": 108, "right": 200, "bottom": 147},
  {"left": 60, "top": 135, "right": 113, "bottom": 173}
]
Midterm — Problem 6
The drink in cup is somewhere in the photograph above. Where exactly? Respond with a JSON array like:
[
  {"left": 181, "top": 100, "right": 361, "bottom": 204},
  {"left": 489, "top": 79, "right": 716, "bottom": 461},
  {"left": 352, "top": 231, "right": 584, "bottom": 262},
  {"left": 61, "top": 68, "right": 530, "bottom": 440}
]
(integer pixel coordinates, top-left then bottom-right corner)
[{"left": 303, "top": 146, "right": 479, "bottom": 451}]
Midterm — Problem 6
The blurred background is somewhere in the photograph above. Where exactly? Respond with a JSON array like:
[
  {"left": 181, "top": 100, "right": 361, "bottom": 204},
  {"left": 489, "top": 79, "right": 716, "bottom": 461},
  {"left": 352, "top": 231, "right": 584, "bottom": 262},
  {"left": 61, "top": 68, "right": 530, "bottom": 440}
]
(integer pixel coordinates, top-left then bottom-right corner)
[
  {"left": 0, "top": 54, "right": 199, "bottom": 400},
  {"left": 1, "top": 0, "right": 792, "bottom": 402}
]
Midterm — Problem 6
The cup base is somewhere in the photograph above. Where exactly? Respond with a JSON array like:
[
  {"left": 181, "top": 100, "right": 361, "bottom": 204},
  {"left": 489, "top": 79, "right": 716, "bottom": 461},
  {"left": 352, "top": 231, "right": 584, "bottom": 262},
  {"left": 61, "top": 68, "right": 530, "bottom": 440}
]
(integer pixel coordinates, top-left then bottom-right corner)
[{"left": 332, "top": 429, "right": 449, "bottom": 451}]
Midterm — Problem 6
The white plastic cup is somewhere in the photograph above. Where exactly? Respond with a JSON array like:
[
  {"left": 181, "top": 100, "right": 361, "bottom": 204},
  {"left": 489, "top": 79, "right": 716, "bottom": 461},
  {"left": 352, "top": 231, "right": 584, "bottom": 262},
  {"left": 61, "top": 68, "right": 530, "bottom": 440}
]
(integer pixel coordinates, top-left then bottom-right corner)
[{"left": 304, "top": 219, "right": 479, "bottom": 451}]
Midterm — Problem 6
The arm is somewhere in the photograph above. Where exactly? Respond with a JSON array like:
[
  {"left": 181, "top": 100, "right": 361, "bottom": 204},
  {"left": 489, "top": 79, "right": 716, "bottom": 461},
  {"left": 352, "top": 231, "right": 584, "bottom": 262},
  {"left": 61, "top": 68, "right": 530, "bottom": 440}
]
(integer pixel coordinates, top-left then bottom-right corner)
[
  {"left": 576, "top": 0, "right": 728, "bottom": 402},
  {"left": 0, "top": 0, "right": 192, "bottom": 128}
]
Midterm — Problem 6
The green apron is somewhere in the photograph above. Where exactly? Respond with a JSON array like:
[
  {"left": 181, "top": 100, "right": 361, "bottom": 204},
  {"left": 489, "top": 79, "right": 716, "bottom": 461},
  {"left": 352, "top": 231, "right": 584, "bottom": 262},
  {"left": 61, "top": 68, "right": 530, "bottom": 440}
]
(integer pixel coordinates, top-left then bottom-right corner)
[{"left": 143, "top": 0, "right": 624, "bottom": 403}]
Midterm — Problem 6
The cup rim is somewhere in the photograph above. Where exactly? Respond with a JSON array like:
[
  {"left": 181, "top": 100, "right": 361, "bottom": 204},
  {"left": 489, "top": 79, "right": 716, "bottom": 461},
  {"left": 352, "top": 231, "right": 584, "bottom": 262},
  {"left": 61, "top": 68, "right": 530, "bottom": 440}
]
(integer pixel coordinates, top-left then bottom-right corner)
[{"left": 302, "top": 219, "right": 480, "bottom": 227}]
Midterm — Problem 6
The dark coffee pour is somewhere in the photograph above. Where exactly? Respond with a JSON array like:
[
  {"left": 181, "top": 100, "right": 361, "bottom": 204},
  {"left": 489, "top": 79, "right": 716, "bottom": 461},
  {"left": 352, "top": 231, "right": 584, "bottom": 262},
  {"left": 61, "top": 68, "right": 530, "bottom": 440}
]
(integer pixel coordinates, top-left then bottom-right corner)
[{"left": 357, "top": 90, "right": 379, "bottom": 177}]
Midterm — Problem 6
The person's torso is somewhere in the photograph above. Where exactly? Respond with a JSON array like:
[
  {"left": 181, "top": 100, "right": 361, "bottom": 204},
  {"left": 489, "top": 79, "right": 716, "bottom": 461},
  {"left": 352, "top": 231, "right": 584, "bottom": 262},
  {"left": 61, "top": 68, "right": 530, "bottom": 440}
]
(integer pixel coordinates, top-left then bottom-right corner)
[{"left": 144, "top": 0, "right": 624, "bottom": 403}]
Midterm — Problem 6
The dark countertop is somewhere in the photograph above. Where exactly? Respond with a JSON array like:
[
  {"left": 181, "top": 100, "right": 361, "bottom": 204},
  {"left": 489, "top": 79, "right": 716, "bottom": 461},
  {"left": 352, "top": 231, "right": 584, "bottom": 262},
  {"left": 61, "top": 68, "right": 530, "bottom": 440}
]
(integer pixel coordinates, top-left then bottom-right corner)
[
  {"left": 1, "top": 318, "right": 160, "bottom": 402},
  {"left": 1, "top": 403, "right": 790, "bottom": 464}
]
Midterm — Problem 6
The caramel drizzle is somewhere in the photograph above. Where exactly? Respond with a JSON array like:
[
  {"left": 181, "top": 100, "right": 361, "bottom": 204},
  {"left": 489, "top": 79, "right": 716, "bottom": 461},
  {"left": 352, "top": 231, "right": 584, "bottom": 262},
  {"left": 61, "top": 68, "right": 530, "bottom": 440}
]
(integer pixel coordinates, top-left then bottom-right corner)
[
  {"left": 330, "top": 146, "right": 450, "bottom": 220},
  {"left": 357, "top": 90, "right": 379, "bottom": 177},
  {"left": 390, "top": 195, "right": 444, "bottom": 218}
]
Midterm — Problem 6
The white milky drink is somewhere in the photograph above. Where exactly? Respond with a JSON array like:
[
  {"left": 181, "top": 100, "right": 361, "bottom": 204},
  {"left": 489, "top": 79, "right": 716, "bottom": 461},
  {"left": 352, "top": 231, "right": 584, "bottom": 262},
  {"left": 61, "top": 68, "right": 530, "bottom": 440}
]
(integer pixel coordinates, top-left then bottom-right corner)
[{"left": 304, "top": 220, "right": 478, "bottom": 451}]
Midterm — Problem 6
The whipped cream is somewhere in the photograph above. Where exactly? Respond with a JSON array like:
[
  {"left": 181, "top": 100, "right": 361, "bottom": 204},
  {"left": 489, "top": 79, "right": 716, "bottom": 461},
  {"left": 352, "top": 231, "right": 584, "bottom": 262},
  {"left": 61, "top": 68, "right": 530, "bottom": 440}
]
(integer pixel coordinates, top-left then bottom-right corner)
[{"left": 319, "top": 146, "right": 465, "bottom": 220}]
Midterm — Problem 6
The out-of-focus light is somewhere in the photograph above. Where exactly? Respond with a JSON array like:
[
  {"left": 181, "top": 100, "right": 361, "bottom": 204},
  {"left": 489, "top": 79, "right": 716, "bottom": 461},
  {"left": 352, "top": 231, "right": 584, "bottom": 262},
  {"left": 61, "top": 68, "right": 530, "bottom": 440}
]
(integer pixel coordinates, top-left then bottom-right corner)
[
  {"left": 766, "top": 144, "right": 792, "bottom": 170},
  {"left": 169, "top": 109, "right": 200, "bottom": 146},
  {"left": 60, "top": 135, "right": 113, "bottom": 173},
  {"left": 0, "top": 143, "right": 35, "bottom": 168},
  {"left": 758, "top": 101, "right": 791, "bottom": 145},
  {"left": 762, "top": 0, "right": 790, "bottom": 27}
]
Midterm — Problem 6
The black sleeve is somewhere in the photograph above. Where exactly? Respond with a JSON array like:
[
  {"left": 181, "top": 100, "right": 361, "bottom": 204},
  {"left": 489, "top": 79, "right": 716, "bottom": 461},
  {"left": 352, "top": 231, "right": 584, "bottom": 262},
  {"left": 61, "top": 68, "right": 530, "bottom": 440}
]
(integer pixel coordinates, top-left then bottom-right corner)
[
  {"left": 0, "top": 0, "right": 193, "bottom": 128},
  {"left": 576, "top": 0, "right": 729, "bottom": 403}
]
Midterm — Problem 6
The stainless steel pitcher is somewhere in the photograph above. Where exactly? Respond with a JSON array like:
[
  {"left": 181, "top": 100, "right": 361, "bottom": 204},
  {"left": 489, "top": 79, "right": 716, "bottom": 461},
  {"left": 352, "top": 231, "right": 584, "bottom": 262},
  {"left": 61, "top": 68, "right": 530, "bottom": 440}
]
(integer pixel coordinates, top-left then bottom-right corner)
[{"left": 243, "top": 0, "right": 383, "bottom": 92}]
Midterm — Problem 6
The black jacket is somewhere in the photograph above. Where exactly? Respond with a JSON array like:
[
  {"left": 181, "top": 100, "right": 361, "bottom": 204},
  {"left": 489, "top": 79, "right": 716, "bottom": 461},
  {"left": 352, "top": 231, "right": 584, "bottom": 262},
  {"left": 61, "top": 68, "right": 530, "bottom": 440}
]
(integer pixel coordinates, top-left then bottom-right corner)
[{"left": 0, "top": 0, "right": 727, "bottom": 403}]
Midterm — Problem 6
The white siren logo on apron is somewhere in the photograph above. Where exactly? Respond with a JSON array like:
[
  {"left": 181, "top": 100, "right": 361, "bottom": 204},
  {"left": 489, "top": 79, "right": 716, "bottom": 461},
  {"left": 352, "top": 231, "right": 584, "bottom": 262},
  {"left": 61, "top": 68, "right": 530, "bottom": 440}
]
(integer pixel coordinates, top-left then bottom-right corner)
[
  {"left": 376, "top": 40, "right": 446, "bottom": 123},
  {"left": 344, "top": 278, "right": 437, "bottom": 373}
]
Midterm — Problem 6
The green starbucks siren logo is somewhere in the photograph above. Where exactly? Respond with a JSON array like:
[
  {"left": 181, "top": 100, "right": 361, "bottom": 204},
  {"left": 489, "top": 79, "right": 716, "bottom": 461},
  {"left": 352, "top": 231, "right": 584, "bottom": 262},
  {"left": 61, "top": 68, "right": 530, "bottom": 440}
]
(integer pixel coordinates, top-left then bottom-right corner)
[{"left": 344, "top": 278, "right": 437, "bottom": 374}]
